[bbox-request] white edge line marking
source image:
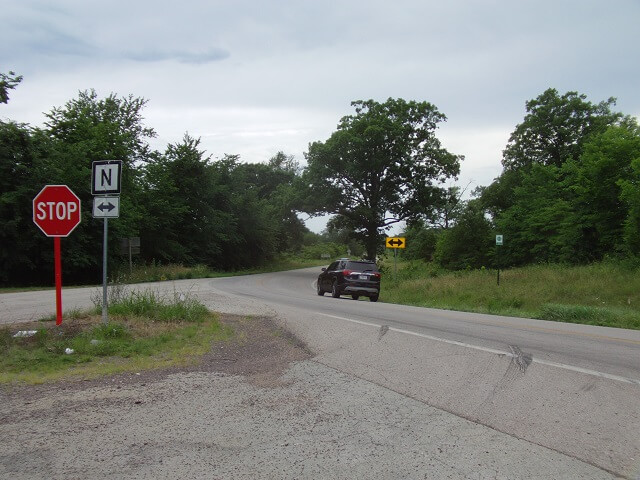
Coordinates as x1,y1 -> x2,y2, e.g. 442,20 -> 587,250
316,312 -> 640,386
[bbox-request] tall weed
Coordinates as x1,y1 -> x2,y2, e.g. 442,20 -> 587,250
94,289 -> 208,323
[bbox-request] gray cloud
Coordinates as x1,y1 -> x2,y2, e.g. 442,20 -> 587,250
123,48 -> 230,64
2,0 -> 639,202
3,19 -> 94,62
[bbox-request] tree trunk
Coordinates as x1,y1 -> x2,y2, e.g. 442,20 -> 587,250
364,224 -> 379,260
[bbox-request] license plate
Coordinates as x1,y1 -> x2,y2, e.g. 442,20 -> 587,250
359,275 -> 369,280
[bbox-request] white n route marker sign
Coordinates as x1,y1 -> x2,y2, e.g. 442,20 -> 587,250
92,160 -> 122,195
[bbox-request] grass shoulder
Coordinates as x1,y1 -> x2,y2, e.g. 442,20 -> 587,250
0,289 -> 233,385
378,259 -> 640,330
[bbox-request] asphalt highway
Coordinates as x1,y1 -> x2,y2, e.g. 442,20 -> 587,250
213,267 -> 640,383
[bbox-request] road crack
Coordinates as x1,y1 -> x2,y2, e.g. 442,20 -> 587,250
508,345 -> 532,373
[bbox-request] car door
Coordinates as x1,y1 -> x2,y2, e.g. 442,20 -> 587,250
336,260 -> 347,284
322,261 -> 339,290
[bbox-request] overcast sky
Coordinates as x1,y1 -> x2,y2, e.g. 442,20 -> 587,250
3,0 -> 639,232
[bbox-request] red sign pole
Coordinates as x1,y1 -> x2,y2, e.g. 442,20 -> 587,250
32,185 -> 82,326
54,237 -> 63,326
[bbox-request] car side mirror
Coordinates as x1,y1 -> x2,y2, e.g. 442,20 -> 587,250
321,268 -> 326,271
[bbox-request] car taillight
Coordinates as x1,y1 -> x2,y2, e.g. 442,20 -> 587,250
342,269 -> 353,276
373,273 -> 381,279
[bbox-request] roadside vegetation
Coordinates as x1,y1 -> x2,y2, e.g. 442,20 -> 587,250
379,259 -> 640,330
112,256 -> 640,331
0,288 -> 232,384
3,73 -> 640,332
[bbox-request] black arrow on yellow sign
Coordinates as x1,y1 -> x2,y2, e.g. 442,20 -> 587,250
386,237 -> 406,248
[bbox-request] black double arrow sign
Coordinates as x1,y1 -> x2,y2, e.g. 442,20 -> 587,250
93,197 -> 119,218
97,201 -> 116,212
386,237 -> 406,248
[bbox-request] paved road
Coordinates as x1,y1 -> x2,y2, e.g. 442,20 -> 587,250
210,268 -> 640,478
2,268 -> 639,478
213,267 -> 640,382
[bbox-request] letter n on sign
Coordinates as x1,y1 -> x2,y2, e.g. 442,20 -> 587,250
92,160 -> 122,195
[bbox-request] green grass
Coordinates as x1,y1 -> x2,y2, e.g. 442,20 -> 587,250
0,289 -> 233,384
379,260 -> 640,330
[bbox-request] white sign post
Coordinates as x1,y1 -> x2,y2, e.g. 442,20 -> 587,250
91,160 -> 123,324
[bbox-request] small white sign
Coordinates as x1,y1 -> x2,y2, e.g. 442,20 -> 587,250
93,196 -> 120,218
92,160 -> 122,195
496,235 -> 504,246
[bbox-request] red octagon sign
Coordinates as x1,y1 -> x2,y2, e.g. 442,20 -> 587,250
33,185 -> 82,237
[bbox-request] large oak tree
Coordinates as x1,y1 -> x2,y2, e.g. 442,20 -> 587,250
302,98 -> 462,259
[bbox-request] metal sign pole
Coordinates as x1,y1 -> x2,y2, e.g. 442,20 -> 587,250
495,235 -> 503,286
91,160 -> 122,326
54,237 -> 63,326
102,217 -> 108,324
394,248 -> 398,277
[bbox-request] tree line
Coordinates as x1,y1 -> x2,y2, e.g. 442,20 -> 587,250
1,88 -> 307,285
2,72 -> 639,286
405,89 -> 640,270
298,90 -> 640,270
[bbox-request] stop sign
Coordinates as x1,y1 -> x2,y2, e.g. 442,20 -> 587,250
33,185 -> 82,237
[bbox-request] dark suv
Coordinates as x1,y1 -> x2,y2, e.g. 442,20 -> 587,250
317,259 -> 381,302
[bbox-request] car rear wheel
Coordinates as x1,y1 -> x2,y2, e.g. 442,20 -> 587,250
351,295 -> 359,300
369,294 -> 379,302
331,281 -> 340,298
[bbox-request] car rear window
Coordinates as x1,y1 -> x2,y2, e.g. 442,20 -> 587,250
346,261 -> 378,272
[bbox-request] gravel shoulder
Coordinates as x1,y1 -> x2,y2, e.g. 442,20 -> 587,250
0,313 -> 619,479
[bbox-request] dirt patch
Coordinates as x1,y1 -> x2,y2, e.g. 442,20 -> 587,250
0,314 -> 313,396
201,314 -> 314,387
